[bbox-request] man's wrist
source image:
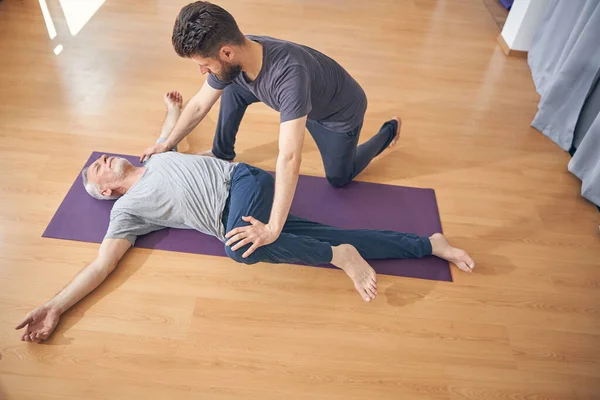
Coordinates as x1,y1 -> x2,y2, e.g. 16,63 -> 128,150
267,222 -> 283,237
162,140 -> 174,150
45,299 -> 65,315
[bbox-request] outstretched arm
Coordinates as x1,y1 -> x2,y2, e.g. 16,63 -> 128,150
141,81 -> 222,162
15,238 -> 131,342
159,91 -> 184,141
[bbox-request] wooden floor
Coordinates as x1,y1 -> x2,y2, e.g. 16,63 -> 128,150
482,0 -> 508,30
1,0 -> 599,399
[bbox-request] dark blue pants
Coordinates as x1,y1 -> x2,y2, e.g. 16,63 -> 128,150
213,84 -> 398,188
222,164 -> 432,265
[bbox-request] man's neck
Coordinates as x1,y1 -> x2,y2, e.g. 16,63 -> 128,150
120,166 -> 146,195
239,37 -> 263,82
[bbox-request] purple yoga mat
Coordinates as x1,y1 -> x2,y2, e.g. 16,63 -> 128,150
43,152 -> 451,282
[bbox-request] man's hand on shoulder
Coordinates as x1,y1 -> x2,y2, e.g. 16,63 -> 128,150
140,142 -> 169,163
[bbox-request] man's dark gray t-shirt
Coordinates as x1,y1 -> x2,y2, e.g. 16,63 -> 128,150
207,35 -> 367,133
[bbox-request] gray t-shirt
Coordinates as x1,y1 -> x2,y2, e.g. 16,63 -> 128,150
105,152 -> 236,245
208,35 -> 367,132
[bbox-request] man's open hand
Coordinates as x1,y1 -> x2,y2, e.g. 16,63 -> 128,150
225,216 -> 279,258
140,142 -> 169,163
16,304 -> 61,343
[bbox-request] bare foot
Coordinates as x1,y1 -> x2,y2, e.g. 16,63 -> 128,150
429,233 -> 475,273
331,244 -> 378,302
195,150 -> 216,158
164,90 -> 183,111
389,116 -> 402,147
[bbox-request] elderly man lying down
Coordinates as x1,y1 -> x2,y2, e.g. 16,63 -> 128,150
16,91 -> 475,342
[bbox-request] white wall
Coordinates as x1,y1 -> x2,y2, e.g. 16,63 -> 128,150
501,0 -> 546,51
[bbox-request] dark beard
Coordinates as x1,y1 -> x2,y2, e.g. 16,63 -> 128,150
218,62 -> 242,82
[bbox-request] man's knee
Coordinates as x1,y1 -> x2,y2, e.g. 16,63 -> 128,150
326,175 -> 352,188
224,245 -> 259,265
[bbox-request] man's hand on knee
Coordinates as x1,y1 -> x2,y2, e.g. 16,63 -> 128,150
225,216 -> 278,258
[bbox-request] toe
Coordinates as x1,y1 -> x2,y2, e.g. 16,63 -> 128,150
367,285 -> 377,299
370,276 -> 378,288
457,262 -> 471,273
369,284 -> 377,296
360,289 -> 371,302
466,256 -> 475,270
369,278 -> 377,290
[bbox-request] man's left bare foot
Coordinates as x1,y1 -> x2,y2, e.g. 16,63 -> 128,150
331,244 -> 378,302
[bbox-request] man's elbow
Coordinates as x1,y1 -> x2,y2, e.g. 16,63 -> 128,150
92,257 -> 119,280
187,101 -> 204,118
279,151 -> 302,171
190,94 -> 209,117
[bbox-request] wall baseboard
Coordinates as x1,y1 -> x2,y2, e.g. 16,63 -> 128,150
497,34 -> 528,58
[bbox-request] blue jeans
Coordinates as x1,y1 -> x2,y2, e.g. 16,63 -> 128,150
222,163 -> 432,265
213,84 -> 398,188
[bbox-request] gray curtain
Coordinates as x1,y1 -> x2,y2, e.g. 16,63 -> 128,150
528,0 -> 600,206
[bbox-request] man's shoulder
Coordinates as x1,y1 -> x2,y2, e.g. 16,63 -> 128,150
249,35 -> 306,61
247,34 -> 285,46
110,195 -> 133,214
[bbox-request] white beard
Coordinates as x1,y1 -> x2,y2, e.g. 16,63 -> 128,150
111,157 -> 132,177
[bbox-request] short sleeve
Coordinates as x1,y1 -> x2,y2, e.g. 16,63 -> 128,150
277,66 -> 312,123
207,74 -> 232,90
104,210 -> 163,246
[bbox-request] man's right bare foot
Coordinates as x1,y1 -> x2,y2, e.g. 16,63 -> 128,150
389,116 -> 402,147
331,244 -> 378,302
195,150 -> 216,158
164,90 -> 183,111
429,233 -> 475,273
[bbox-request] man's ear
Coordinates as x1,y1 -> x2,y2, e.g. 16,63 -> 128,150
220,45 -> 235,61
100,187 -> 113,197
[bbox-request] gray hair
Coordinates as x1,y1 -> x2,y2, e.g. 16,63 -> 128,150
81,167 -> 119,200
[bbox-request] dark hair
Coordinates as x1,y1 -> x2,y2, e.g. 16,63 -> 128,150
172,1 -> 245,58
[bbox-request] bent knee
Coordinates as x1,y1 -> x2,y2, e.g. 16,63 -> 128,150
326,175 -> 351,188
225,246 -> 259,265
